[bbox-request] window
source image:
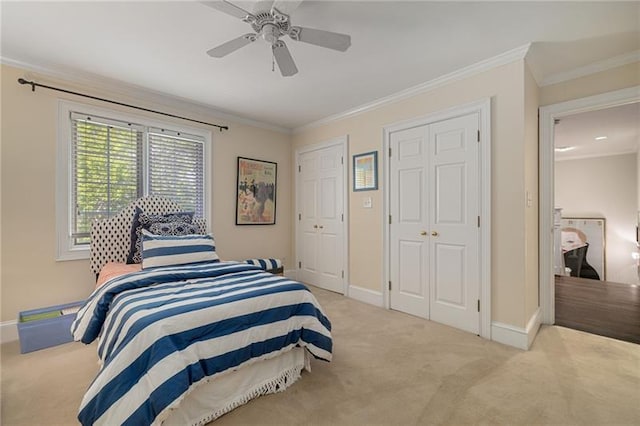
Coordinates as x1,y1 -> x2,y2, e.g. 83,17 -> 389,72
57,101 -> 210,260
148,128 -> 204,216
71,114 -> 144,245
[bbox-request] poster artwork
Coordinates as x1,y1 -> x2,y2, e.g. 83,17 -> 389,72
236,157 -> 277,225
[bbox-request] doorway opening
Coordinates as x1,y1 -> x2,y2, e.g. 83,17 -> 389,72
539,86 -> 640,344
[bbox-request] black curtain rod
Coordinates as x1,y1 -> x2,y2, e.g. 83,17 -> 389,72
17,78 -> 229,132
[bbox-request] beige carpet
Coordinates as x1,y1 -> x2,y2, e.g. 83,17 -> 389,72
2,286 -> 639,425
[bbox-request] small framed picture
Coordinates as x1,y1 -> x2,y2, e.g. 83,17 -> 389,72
353,151 -> 378,191
236,157 -> 277,225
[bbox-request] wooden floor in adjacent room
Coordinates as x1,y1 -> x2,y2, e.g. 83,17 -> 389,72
555,275 -> 640,344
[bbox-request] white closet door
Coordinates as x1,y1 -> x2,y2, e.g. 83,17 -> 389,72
300,151 -> 320,284
389,113 -> 480,334
428,113 -> 480,334
389,125 -> 430,318
298,144 -> 345,293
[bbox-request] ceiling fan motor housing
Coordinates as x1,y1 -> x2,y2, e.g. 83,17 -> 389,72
251,9 -> 291,44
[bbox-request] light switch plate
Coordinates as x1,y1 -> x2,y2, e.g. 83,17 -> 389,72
363,197 -> 372,208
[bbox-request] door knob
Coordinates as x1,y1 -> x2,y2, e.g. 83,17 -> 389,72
313,225 -> 318,229
431,231 -> 439,237
319,225 -> 324,229
420,231 -> 427,236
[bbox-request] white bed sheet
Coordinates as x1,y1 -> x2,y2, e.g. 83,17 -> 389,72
162,347 -> 309,425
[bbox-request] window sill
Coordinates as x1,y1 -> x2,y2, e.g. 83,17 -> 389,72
56,246 -> 89,261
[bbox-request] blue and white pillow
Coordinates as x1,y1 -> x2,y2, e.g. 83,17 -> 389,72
245,258 -> 282,271
127,207 -> 195,264
141,229 -> 219,269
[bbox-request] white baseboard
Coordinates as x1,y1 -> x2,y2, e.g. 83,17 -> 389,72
491,307 -> 542,350
526,307 -> 542,348
1,320 -> 18,344
284,269 -> 297,280
347,285 -> 384,307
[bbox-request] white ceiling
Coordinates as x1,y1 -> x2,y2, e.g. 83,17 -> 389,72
554,102 -> 640,161
1,1 -> 639,130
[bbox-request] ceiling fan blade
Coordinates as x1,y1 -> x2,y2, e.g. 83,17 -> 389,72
201,1 -> 254,21
254,1 -> 275,13
272,41 -> 298,77
207,33 -> 257,57
271,0 -> 303,16
290,26 -> 351,52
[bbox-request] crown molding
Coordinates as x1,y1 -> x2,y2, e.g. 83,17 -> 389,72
540,50 -> 640,87
293,43 -> 531,133
1,56 -> 291,135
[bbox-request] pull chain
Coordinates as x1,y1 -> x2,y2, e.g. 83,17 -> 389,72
272,50 -> 275,72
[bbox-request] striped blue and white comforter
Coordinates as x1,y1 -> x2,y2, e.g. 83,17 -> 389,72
71,261 -> 332,426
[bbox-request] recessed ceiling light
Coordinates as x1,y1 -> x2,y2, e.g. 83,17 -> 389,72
595,136 -> 608,140
555,146 -> 576,152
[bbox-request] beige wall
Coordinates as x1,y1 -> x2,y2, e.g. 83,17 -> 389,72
0,64 -> 292,322
524,63 -> 540,321
293,60 -> 532,328
539,62 -> 640,107
2,56 -> 636,333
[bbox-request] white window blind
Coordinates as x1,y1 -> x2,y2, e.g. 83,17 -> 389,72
69,113 -> 206,248
71,113 -> 143,245
59,102 -> 211,259
148,129 -> 205,216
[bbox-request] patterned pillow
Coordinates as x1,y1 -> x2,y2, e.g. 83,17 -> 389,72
147,221 -> 200,235
126,207 -> 194,264
141,230 -> 220,269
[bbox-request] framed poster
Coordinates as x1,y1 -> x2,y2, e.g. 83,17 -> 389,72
560,217 -> 606,280
236,157 -> 277,225
353,151 -> 378,191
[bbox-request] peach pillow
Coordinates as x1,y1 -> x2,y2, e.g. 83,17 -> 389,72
96,262 -> 142,288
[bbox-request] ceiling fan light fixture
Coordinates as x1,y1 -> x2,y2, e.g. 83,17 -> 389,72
261,24 -> 281,44
555,146 -> 576,152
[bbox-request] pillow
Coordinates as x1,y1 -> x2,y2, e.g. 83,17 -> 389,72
147,221 -> 200,235
141,229 -> 220,269
126,207 -> 194,264
245,258 -> 282,271
96,262 -> 142,288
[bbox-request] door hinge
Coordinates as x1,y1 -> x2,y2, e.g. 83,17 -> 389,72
341,156 -> 344,165
341,213 -> 344,222
341,270 -> 344,278
389,281 -> 392,290
389,147 -> 392,157
298,213 -> 301,221
389,215 -> 392,224
477,216 -> 480,227
477,299 -> 480,312
477,130 -> 480,142
298,165 -> 301,172
298,261 -> 302,268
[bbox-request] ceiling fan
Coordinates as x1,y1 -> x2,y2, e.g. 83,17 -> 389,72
203,0 -> 351,77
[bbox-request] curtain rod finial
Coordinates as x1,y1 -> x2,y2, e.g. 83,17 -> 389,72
18,78 -> 36,91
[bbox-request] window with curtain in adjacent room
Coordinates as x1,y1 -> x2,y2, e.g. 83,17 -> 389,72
57,101 -> 210,260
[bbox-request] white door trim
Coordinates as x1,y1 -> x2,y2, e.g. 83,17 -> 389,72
382,98 -> 492,339
539,86 -> 640,325
294,136 -> 349,295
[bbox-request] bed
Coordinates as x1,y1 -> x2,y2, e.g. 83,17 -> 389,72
72,196 -> 332,425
